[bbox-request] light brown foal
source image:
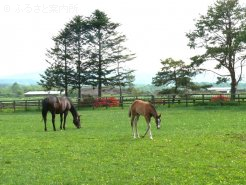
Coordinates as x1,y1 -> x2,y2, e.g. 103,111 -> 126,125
129,100 -> 161,139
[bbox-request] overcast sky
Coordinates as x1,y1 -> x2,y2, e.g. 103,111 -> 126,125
0,0 -> 228,84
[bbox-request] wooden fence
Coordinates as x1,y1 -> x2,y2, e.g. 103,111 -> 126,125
0,100 -> 42,112
1,94 -> 246,112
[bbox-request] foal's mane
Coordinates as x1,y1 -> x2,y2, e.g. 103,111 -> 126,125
148,102 -> 158,117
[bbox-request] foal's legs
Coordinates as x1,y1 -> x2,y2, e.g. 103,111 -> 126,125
131,114 -> 140,139
143,117 -> 153,139
131,115 -> 140,139
134,115 -> 140,138
130,115 -> 135,138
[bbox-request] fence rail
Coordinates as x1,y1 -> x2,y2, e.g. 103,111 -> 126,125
1,94 -> 246,112
0,100 -> 42,111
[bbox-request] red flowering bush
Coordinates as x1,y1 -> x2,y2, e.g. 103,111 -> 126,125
93,97 -> 120,108
211,95 -> 230,103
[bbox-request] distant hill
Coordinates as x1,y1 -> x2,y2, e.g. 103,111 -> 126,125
2,72 -> 246,90
0,73 -> 40,85
0,78 -> 39,85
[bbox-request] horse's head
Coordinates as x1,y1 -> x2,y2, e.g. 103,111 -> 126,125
155,114 -> 161,129
73,115 -> 81,129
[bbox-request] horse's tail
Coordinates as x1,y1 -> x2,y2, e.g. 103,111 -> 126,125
129,100 -> 138,117
41,98 -> 48,121
128,103 -> 133,118
41,97 -> 48,107
128,109 -> 131,117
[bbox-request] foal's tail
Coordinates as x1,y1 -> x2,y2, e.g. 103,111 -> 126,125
128,100 -> 137,118
128,105 -> 132,118
128,110 -> 131,117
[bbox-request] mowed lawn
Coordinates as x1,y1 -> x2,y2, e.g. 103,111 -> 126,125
0,106 -> 246,185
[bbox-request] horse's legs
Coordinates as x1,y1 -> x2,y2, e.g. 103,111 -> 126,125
131,115 -> 135,138
134,115 -> 140,138
63,111 -> 68,130
42,109 -> 47,131
143,117 -> 153,139
131,114 -> 140,139
51,112 -> 56,131
60,113 -> 63,130
148,122 -> 153,139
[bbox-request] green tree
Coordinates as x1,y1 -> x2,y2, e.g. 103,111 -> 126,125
87,10 -> 135,97
39,27 -> 73,95
186,0 -> 246,99
40,10 -> 135,98
54,27 -> 73,96
114,43 -> 135,97
11,82 -> 23,97
152,58 -> 196,94
39,62 -> 74,92
67,15 -> 90,100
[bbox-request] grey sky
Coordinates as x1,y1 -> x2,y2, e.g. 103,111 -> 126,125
1,0 -> 223,84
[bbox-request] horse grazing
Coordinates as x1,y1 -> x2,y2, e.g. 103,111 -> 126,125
129,100 -> 161,139
42,96 -> 81,131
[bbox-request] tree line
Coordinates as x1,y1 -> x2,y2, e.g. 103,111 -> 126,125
0,83 -> 42,98
39,10 -> 135,98
152,0 -> 246,99
40,0 -> 246,100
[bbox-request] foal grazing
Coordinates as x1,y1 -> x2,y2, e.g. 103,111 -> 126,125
129,100 -> 161,139
42,96 -> 81,131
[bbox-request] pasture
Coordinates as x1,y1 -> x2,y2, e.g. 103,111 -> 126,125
0,106 -> 246,184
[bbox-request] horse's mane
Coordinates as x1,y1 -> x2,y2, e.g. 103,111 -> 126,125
66,97 -> 78,117
148,102 -> 158,117
66,96 -> 73,104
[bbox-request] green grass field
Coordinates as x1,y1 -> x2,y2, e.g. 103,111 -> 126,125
0,106 -> 246,185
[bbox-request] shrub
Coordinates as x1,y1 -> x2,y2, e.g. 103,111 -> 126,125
211,95 -> 230,103
93,97 -> 120,108
194,95 -> 239,106
80,95 -> 95,107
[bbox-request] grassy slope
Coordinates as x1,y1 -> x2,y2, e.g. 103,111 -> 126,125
0,107 -> 246,184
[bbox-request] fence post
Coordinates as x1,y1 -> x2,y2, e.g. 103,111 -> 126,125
25,100 -> 27,111
120,96 -> 124,109
151,95 -> 155,104
202,94 -> 204,104
220,94 -> 223,106
77,98 -> 80,110
13,100 -> 16,112
106,97 -> 108,109
186,94 -> 188,107
38,100 -> 41,110
168,95 -> 170,108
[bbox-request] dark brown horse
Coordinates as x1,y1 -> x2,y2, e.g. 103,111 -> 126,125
42,96 -> 81,131
129,100 -> 161,139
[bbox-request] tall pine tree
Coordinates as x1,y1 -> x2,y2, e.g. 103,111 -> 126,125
87,10 -> 135,97
39,27 -> 73,95
40,10 -> 135,98
67,15 -> 90,99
